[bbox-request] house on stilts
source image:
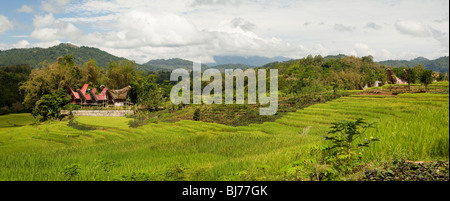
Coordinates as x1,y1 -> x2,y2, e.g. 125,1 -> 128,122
66,84 -> 132,107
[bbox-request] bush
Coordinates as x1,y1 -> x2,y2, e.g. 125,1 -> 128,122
323,118 -> 379,175
361,159 -> 449,181
193,108 -> 200,121
61,164 -> 81,181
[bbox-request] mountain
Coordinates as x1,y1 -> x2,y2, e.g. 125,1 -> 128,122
205,55 -> 291,67
140,58 -> 209,72
324,54 -> 348,60
140,58 -> 268,72
0,43 -> 132,68
378,56 -> 449,73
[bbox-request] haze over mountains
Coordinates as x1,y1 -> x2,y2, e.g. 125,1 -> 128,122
0,43 -> 448,73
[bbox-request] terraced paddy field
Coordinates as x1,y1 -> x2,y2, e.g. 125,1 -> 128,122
0,93 -> 448,181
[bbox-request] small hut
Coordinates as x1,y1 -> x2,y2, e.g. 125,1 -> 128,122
107,85 -> 132,106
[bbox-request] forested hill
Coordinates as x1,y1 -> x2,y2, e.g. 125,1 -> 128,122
205,55 -> 291,67
141,58 -> 250,72
378,56 -> 449,73
0,43 -> 131,68
141,58 -> 208,72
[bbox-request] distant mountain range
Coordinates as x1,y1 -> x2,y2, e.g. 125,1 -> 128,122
378,56 -> 449,73
0,43 -> 448,73
0,43 -> 128,69
205,55 -> 291,67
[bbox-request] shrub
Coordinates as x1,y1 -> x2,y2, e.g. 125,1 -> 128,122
361,159 -> 449,181
323,118 -> 379,174
193,108 -> 201,121
61,164 -> 81,181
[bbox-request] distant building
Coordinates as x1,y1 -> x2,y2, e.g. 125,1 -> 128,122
386,68 -> 407,84
66,84 -> 132,106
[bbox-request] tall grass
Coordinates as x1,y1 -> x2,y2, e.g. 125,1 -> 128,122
0,93 -> 448,180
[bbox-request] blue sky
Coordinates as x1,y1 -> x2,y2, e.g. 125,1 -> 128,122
0,0 -> 449,64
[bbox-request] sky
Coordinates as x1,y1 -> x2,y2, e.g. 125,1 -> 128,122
0,0 -> 448,64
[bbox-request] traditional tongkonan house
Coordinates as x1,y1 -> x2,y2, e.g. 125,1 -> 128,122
66,84 -> 132,107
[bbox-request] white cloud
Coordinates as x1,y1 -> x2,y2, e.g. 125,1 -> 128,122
395,21 -> 432,37
230,17 -> 256,31
30,28 -> 59,41
40,0 -> 73,13
30,13 -> 83,42
33,13 -> 55,28
395,20 -> 449,49
76,11 -> 207,49
49,6 -> 301,63
0,15 -> 14,33
13,40 -> 31,49
0,39 -> 62,50
16,5 -> 35,13
191,0 -> 243,7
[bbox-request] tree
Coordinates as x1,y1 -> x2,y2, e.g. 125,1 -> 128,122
419,69 -> 433,92
413,64 -> 425,79
0,64 -> 31,111
129,73 -> 161,111
403,67 -> 416,92
161,80 -> 173,99
32,88 -> 70,121
80,59 -> 104,88
105,60 -> 136,89
20,55 -> 81,109
362,55 -> 374,63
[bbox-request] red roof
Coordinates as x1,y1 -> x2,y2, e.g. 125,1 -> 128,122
66,84 -> 128,104
67,86 -> 80,99
96,87 -> 108,101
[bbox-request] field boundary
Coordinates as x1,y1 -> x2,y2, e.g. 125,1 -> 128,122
61,110 -> 135,117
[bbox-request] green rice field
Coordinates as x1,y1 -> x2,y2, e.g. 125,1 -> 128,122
0,92 -> 448,181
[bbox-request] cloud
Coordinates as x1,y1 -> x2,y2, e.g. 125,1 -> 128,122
83,11 -> 206,48
394,20 -> 431,37
11,35 -> 29,38
30,28 -> 58,41
430,28 -> 449,48
11,40 -> 31,49
30,13 -> 83,42
48,7 -> 299,63
191,0 -> 243,7
230,17 -> 256,31
30,23 -> 83,42
33,13 -> 55,28
333,24 -> 355,32
40,0 -> 73,13
16,5 -> 35,13
0,15 -> 14,33
365,22 -> 382,30
395,20 -> 449,48
351,43 -> 373,57
0,39 -> 62,50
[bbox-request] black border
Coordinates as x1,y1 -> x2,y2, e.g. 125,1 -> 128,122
1,181 -> 448,200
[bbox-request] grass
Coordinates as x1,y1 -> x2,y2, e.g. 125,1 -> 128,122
0,90 -> 448,181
